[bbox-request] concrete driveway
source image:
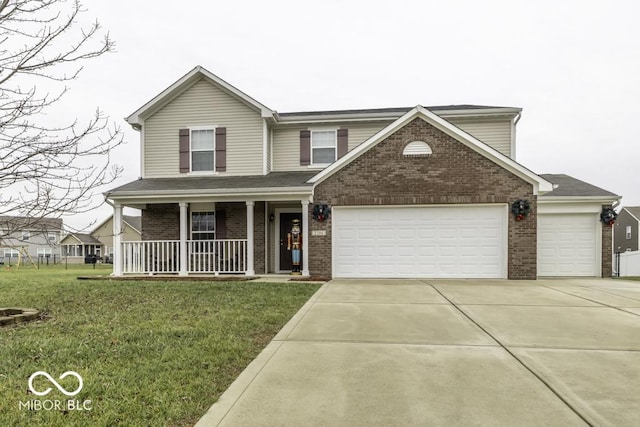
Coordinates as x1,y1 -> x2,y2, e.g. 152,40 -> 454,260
196,278 -> 640,426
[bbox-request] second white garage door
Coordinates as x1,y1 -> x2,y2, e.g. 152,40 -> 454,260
537,213 -> 599,277
332,205 -> 507,278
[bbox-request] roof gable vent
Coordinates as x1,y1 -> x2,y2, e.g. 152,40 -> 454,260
403,141 -> 432,157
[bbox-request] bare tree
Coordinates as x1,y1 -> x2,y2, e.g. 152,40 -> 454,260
0,0 -> 124,239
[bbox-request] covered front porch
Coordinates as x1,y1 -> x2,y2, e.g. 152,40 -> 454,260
106,172 -> 316,277
112,199 -> 311,276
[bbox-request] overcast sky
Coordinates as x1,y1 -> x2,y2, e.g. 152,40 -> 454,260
50,0 -> 639,229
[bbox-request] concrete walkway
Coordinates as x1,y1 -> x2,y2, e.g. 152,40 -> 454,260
196,278 -> 640,426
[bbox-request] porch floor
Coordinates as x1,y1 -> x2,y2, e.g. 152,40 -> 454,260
77,274 -> 326,283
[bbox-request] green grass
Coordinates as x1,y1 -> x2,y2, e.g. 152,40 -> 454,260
0,265 -> 321,426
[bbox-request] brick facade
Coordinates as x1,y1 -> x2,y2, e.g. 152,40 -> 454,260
141,202 -> 266,274
311,118 -> 537,279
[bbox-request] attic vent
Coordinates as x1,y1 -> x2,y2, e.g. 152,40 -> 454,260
403,141 -> 432,157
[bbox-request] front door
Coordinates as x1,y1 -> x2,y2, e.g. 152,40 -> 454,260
279,212 -> 302,271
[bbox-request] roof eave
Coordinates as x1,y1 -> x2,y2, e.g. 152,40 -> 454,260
538,195 -> 622,203
107,186 -> 313,200
275,106 -> 522,125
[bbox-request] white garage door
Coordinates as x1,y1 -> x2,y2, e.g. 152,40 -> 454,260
332,205 -> 507,278
537,214 -> 599,276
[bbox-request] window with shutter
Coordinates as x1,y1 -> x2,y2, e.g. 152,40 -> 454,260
179,127 -> 227,173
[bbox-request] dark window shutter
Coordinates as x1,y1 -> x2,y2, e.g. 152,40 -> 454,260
215,127 -> 227,172
337,128 -> 348,159
179,129 -> 190,173
300,130 -> 311,165
215,210 -> 226,239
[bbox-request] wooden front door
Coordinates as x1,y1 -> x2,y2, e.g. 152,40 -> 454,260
279,212 -> 302,271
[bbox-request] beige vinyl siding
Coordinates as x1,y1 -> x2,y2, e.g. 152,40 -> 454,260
93,217 -> 141,252
272,121 -> 390,171
447,117 -> 512,157
144,78 -> 263,177
266,124 -> 272,172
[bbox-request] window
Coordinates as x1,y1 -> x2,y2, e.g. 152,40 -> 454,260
191,129 -> 215,172
22,231 -> 30,241
37,248 -> 52,256
311,130 -> 337,164
191,212 -> 215,240
48,233 -> 57,242
403,141 -> 433,157
4,248 -> 19,258
626,225 -> 632,240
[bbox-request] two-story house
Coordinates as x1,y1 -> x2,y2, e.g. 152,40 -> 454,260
106,66 -> 619,279
60,215 -> 141,263
0,216 -> 63,263
614,207 -> 640,253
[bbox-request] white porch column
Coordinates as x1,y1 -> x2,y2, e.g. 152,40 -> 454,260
179,202 -> 188,276
246,201 -> 255,276
113,203 -> 123,276
301,200 -> 310,276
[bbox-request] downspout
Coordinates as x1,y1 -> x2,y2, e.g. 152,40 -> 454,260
511,112 -> 521,160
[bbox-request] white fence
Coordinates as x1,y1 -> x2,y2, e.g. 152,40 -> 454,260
121,239 -> 247,275
613,250 -> 640,277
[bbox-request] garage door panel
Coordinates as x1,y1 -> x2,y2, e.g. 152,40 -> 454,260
333,205 -> 506,278
537,214 -> 598,277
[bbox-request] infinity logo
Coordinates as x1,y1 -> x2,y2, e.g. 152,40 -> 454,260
28,371 -> 83,397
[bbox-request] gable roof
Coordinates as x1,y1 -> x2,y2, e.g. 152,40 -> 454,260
91,214 -> 142,236
126,66 -> 275,127
622,206 -> 640,222
538,174 -> 620,200
61,233 -> 102,245
123,216 -> 142,234
308,105 -> 553,195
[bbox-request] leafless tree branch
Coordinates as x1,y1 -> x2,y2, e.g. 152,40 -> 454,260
0,0 -> 124,241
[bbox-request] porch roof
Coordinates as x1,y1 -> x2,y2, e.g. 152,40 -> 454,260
106,171 -> 316,202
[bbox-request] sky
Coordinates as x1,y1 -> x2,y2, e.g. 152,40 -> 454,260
40,0 -> 639,230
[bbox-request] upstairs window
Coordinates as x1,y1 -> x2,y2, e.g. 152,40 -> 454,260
22,232 -> 30,241
191,212 -> 215,240
191,129 -> 215,172
48,233 -> 57,242
311,130 -> 337,165
626,225 -> 632,240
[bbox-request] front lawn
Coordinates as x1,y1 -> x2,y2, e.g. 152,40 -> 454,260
0,265 -> 321,426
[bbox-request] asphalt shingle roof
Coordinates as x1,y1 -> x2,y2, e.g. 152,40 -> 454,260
623,206 -> 640,220
539,174 -> 619,198
123,215 -> 142,232
0,216 -> 63,231
108,171 -> 316,195
67,233 -> 102,245
278,105 -> 516,118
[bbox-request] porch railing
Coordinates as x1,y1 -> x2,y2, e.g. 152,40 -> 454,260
121,239 -> 248,275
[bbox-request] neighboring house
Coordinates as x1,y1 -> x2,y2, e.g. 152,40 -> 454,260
613,206 -> 640,253
0,216 -> 63,263
105,66 -> 620,278
60,215 -> 141,263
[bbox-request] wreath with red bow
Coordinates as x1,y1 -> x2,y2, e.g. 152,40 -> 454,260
312,204 -> 330,222
600,207 -> 617,227
511,199 -> 530,221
